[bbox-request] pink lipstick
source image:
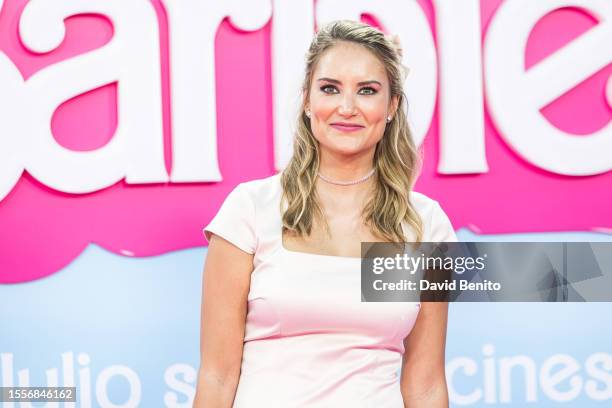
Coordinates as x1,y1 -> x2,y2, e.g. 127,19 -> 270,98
330,122 -> 365,132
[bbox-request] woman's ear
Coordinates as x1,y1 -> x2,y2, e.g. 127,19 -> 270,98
302,90 -> 310,112
389,95 -> 399,119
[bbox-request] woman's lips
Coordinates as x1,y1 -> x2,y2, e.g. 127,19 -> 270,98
330,123 -> 365,132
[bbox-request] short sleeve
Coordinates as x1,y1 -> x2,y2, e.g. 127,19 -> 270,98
428,201 -> 458,242
203,183 -> 257,254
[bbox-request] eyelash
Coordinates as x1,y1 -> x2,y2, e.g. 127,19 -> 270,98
320,85 -> 377,95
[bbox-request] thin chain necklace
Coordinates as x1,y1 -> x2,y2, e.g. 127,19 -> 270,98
317,168 -> 376,186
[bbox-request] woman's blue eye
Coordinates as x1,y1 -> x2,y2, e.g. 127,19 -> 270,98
320,85 -> 338,94
359,87 -> 377,95
319,85 -> 377,95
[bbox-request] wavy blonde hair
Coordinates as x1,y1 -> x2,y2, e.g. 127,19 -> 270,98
281,20 -> 423,243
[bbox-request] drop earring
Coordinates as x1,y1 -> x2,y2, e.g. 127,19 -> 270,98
386,116 -> 392,122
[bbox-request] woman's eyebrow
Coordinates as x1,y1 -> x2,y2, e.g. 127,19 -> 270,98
317,77 -> 382,86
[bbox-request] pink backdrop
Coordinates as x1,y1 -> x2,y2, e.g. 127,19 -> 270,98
0,0 -> 610,283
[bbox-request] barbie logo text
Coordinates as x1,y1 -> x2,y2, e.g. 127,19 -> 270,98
0,0 -> 610,203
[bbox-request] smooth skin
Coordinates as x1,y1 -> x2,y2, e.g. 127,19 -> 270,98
193,41 -> 449,407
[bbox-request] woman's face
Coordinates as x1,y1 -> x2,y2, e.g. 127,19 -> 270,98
306,42 -> 398,158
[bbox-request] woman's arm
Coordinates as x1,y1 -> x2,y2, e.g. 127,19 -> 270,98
400,302 -> 450,408
193,234 -> 253,407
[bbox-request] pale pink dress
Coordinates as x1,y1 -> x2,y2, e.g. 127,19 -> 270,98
204,174 -> 457,407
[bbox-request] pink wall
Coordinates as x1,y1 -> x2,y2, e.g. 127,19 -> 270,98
0,0 -> 610,283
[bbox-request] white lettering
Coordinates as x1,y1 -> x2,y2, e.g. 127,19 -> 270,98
271,0 -> 314,170
540,354 -> 582,402
162,0 -> 272,181
0,52 -> 26,202
163,363 -> 197,408
434,0 -> 488,174
62,352 -> 76,408
484,0 -> 612,175
0,0 -> 609,203
446,357 -> 482,405
19,0 -> 168,194
584,352 -> 612,400
78,353 -> 93,408
483,344 -> 497,403
499,355 -> 538,402
96,365 -> 141,408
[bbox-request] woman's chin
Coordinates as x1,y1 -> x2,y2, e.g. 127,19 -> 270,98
323,143 -> 363,156
319,138 -> 375,157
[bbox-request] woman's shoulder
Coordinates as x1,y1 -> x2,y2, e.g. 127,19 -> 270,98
409,190 -> 457,242
204,174 -> 282,252
235,173 -> 282,205
409,190 -> 442,215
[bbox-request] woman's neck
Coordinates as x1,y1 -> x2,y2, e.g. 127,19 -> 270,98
317,149 -> 375,185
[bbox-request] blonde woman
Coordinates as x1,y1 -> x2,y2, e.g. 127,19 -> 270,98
195,20 -> 455,408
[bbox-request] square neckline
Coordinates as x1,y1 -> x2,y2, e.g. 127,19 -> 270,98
274,174 -> 409,261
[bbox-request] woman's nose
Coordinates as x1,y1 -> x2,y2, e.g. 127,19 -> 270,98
337,94 -> 357,116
